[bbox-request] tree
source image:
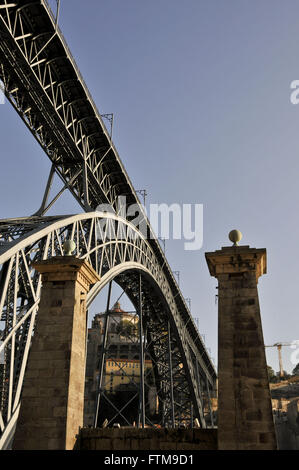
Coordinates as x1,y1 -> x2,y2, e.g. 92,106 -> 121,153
116,319 -> 138,338
279,371 -> 290,381
267,365 -> 279,383
292,362 -> 299,376
267,365 -> 275,380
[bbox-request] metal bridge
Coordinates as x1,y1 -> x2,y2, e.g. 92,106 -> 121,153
0,0 -> 217,449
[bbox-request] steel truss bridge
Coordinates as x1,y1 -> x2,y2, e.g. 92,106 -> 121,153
0,0 -> 217,449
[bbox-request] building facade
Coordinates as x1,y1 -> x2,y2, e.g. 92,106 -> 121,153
84,303 -> 157,427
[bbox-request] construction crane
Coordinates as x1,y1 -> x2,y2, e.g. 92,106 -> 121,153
265,343 -> 292,378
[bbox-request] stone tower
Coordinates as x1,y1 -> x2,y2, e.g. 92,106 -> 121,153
205,231 -> 277,450
13,255 -> 100,450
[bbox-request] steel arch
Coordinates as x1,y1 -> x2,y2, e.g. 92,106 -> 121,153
0,0 -> 217,450
0,212 -> 216,449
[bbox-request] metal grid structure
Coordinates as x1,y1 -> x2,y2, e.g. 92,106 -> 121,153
0,0 -> 217,449
0,213 -> 216,448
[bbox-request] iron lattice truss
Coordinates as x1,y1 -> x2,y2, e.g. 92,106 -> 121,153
0,0 -> 138,212
116,272 -> 214,428
0,0 -> 213,381
0,0 -> 217,449
0,213 -> 216,448
91,306 -> 203,429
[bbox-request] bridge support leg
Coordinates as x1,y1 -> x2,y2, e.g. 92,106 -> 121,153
206,376 -> 214,428
138,273 -> 145,428
195,362 -> 206,428
94,280 -> 112,427
12,256 -> 100,450
168,321 -> 175,427
205,243 -> 277,450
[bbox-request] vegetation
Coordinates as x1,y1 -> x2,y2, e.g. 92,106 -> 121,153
267,365 -> 275,380
267,365 -> 291,383
267,365 -> 280,383
292,362 -> 299,376
116,319 -> 138,338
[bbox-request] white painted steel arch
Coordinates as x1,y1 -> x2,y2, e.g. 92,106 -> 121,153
0,212 -> 213,449
0,1 -> 216,448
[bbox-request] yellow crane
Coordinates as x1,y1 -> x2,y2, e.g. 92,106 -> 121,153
265,342 -> 292,378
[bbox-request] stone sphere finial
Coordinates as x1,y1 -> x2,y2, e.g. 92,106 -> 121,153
228,229 -> 242,246
63,239 -> 76,256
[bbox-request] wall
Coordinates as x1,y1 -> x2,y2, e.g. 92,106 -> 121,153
75,427 -> 217,450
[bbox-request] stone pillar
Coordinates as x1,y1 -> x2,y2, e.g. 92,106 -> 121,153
205,234 -> 277,450
13,256 -> 100,450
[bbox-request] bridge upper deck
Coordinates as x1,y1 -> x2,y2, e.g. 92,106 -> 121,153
0,0 -> 216,383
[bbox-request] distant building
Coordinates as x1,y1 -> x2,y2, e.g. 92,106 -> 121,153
84,302 -> 157,427
270,378 -> 299,449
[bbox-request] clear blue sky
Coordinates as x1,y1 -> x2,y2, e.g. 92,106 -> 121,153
1,0 -> 299,373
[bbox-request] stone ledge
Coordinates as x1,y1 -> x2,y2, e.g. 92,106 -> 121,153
75,427 -> 218,450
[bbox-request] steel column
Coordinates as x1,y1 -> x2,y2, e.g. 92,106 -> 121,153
206,375 -> 214,428
93,281 -> 112,427
138,272 -> 145,428
167,321 -> 175,428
